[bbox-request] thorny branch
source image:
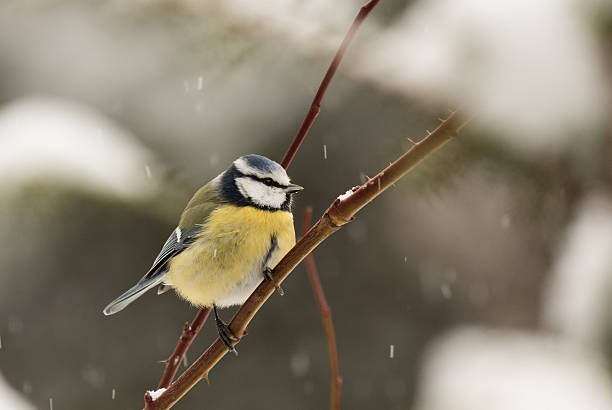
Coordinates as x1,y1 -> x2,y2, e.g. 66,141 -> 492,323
156,308 -> 211,389
146,0 -> 381,407
145,111 -> 468,409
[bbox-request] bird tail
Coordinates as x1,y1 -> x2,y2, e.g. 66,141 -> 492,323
103,275 -> 165,316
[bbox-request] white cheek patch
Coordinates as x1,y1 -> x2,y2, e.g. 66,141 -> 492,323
235,177 -> 250,199
236,177 -> 287,209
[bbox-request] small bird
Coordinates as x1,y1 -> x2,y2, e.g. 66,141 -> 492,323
103,154 -> 303,353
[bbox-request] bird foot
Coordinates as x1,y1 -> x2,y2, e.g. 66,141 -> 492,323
213,305 -> 239,355
215,318 -> 239,355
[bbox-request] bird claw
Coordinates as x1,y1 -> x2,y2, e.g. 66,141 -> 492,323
213,305 -> 239,355
215,317 -> 239,355
264,267 -> 284,296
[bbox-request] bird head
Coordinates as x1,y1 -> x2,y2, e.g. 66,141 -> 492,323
220,154 -> 303,211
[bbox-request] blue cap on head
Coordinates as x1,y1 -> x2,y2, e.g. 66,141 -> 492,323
242,154 -> 280,173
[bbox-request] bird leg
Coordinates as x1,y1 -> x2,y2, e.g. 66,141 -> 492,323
213,305 -> 239,355
264,267 -> 285,296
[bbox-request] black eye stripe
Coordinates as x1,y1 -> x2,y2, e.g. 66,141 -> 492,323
247,175 -> 285,188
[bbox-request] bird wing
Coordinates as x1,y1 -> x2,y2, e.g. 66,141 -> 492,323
103,226 -> 201,315
178,178 -> 226,230
103,178 -> 225,316
142,226 -> 199,281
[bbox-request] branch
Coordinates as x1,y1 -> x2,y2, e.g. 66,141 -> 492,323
303,207 -> 342,410
280,0 -> 381,169
156,308 -> 211,389
146,111 -> 467,409
146,1 -> 381,405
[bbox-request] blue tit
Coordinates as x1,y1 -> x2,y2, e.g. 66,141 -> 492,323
103,154 -> 303,353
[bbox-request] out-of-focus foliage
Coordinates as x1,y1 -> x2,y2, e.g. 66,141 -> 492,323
0,1 -> 611,409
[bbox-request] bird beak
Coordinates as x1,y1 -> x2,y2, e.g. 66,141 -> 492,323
285,183 -> 304,193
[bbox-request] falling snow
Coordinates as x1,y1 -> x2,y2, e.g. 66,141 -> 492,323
440,283 -> 452,299
290,351 -> 311,377
145,165 -> 152,179
501,214 -> 511,228
112,388 -> 116,400
390,344 -> 395,358
323,144 -> 327,159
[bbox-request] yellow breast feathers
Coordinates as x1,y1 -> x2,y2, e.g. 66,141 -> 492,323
166,205 -> 295,307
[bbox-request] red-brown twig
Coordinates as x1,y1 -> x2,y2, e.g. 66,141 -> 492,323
156,308 -> 211,389
146,2 -> 381,407
280,0 -> 381,169
145,112 -> 467,410
303,207 -> 342,410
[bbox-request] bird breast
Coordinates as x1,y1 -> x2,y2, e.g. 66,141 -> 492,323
166,204 -> 296,307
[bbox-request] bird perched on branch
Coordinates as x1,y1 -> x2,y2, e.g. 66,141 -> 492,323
103,154 -> 303,353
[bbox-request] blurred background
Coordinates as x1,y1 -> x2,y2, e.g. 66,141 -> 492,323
1,0 -> 612,409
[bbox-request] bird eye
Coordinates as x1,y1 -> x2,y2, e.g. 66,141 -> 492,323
263,178 -> 275,186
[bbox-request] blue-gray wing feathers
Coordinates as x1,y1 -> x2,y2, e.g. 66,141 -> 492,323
102,227 -> 200,315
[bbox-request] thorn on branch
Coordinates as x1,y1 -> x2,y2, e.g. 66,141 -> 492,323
406,137 -> 417,145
